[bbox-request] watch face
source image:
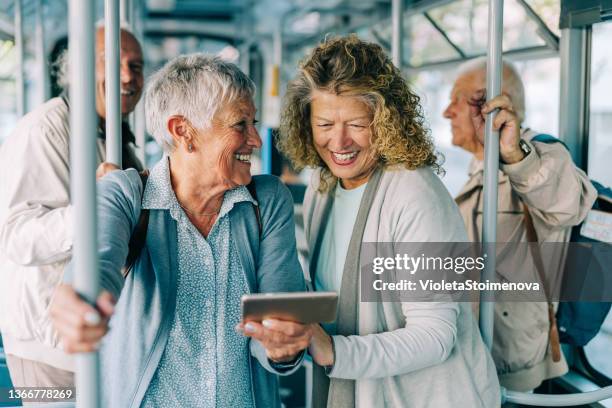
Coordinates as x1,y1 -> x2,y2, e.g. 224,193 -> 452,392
519,140 -> 531,155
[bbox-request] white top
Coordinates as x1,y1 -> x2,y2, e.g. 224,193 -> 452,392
315,181 -> 367,293
315,181 -> 366,334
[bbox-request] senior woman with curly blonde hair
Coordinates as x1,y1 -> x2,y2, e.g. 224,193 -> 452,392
278,35 -> 500,407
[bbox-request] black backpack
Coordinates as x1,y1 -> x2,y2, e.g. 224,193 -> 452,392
531,134 -> 612,346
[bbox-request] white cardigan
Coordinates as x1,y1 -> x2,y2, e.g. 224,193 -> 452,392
303,165 -> 501,408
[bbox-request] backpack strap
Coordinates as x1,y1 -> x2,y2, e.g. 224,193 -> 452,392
246,180 -> 262,238
530,133 -> 570,151
522,204 -> 562,362
125,176 -> 261,277
125,172 -> 150,277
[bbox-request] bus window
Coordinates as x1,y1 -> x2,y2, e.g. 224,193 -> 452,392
583,21 -> 612,381
587,22 -> 612,187
426,0 -> 550,55
411,69 -> 471,197
513,57 -> 560,137
0,39 -> 18,145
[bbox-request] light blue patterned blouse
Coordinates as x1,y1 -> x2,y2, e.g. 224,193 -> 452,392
141,157 -> 255,408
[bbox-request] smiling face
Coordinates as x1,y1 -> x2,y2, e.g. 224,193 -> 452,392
310,90 -> 377,189
193,98 -> 262,187
95,28 -> 144,119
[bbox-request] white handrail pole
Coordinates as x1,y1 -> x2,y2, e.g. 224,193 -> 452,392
68,0 -> 101,405
15,0 -> 25,116
478,0 -> 504,349
391,0 -> 403,67
105,0 -> 122,167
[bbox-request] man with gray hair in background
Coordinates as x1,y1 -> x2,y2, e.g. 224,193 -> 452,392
443,57 -> 596,394
0,23 -> 144,390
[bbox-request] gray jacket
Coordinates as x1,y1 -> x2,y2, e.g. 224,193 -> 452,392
65,168 -> 306,407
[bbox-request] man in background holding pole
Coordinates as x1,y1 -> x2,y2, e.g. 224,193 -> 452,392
0,24 -> 144,389
444,57 -> 596,392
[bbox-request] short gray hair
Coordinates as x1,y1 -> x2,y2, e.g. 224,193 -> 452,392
457,56 -> 526,124
145,53 -> 255,152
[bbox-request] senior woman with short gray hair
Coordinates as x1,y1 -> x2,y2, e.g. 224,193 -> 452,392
50,53 -> 311,407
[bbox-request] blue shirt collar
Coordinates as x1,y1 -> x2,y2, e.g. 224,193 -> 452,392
142,156 -> 257,219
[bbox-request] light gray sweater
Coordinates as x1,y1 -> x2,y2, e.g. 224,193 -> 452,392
304,165 -> 501,408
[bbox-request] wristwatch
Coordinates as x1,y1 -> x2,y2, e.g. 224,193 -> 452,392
518,139 -> 532,157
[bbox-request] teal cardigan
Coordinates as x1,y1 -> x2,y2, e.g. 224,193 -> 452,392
66,168 -> 306,407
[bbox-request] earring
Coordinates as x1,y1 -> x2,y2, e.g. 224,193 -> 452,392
188,143 -> 193,153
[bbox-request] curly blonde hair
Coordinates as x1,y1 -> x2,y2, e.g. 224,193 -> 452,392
277,35 -> 441,192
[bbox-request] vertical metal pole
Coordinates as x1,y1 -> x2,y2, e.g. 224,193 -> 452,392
391,0 -> 403,67
272,23 -> 281,96
478,0 -> 503,350
69,0 -> 101,406
35,0 -> 49,104
120,0 -> 131,24
122,0 -> 135,132
559,27 -> 591,170
134,100 -> 146,165
130,0 -> 138,27
262,128 -> 273,174
261,24 -> 282,174
106,0 -> 122,167
240,8 -> 254,77
273,21 -> 282,101
14,0 -> 25,116
304,358 -> 313,408
131,0 -> 146,165
240,42 -> 252,77
239,10 -> 252,78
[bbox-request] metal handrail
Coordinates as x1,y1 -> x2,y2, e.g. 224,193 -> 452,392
479,1 -> 612,406
502,386 -> 612,406
391,0 -> 403,67
478,0 -> 503,350
105,0 -> 122,167
34,0 -> 48,104
68,0 -> 101,407
14,0 -> 24,116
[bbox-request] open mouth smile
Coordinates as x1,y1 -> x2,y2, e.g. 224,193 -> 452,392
331,151 -> 358,165
234,153 -> 251,163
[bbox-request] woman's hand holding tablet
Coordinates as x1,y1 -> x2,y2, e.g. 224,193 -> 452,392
240,291 -> 338,324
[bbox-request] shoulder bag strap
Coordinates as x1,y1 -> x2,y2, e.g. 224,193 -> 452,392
125,172 -> 150,277
523,203 -> 561,362
246,180 -> 262,238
